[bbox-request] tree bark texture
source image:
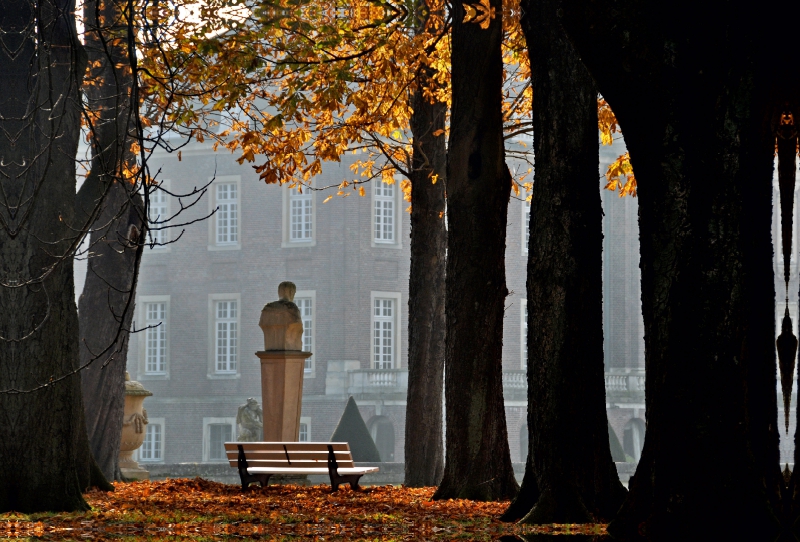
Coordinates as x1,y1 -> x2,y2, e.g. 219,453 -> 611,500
561,2 -> 785,538
505,0 -> 626,523
433,0 -> 518,501
0,0 -> 110,512
80,0 -> 143,483
404,71 -> 447,486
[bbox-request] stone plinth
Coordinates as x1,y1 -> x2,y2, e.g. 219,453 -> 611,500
119,373 -> 153,480
257,281 -> 312,442
257,350 -> 312,441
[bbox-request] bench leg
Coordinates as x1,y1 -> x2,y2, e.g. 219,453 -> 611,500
240,471 -> 271,491
329,472 -> 363,491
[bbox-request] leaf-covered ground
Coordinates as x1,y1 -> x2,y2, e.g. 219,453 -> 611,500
0,478 -> 609,540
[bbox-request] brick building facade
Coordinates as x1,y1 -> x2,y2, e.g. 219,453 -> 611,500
109,134 -> 649,469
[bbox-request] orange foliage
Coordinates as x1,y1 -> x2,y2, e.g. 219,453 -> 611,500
0,478 -> 608,539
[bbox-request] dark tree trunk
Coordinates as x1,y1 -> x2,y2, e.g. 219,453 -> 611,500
404,62 -> 447,486
561,2 -> 783,538
432,0 -> 518,501
0,0 -> 110,512
80,0 -> 143,483
503,0 -> 626,523
79,185 -> 143,482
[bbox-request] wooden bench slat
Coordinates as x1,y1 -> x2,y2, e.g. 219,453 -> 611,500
225,451 -> 351,461
229,460 -> 356,468
225,442 -> 351,452
248,466 -> 379,475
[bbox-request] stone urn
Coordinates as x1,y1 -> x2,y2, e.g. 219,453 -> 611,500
119,372 -> 153,480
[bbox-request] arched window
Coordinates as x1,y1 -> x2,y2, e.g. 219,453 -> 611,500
623,418 -> 646,462
369,417 -> 395,462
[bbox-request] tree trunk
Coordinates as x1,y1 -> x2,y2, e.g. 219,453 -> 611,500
503,0 -> 626,523
404,64 -> 447,486
0,0 -> 109,512
432,0 -> 518,501
561,3 -> 782,538
80,0 -> 143,483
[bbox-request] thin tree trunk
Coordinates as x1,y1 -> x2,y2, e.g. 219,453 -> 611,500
0,0 -> 108,512
80,0 -> 143,483
433,0 -> 518,501
503,0 -> 626,523
561,2 -> 781,538
404,62 -> 447,486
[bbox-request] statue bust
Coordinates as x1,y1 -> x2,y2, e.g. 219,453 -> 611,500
236,398 -> 263,442
259,281 -> 304,350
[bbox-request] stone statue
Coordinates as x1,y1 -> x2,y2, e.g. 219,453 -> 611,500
259,281 -> 304,350
237,398 -> 264,441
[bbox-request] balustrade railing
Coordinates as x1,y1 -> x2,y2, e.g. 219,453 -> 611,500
348,368 -> 408,394
604,370 -> 645,393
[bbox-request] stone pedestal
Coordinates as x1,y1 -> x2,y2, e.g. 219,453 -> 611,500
258,281 -> 312,442
119,373 -> 153,480
257,350 -> 312,441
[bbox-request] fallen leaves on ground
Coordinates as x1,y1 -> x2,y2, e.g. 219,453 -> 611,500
0,478 -> 609,539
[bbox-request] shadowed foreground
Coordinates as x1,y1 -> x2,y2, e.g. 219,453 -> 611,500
0,479 -> 609,540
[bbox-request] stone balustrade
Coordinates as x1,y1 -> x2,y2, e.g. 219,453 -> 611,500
604,370 -> 646,393
347,368 -> 408,397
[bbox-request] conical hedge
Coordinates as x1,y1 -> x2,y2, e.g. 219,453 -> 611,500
330,396 -> 381,462
608,421 -> 626,462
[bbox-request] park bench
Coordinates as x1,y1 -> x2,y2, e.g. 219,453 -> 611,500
225,441 -> 379,491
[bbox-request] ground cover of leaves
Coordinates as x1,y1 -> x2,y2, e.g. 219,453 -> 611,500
0,478 -> 609,540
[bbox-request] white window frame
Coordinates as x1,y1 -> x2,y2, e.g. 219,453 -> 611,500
138,295 -> 170,380
208,176 -> 241,251
147,179 -> 170,251
521,299 -> 528,370
207,293 -> 241,379
299,417 -> 311,442
203,417 -> 236,462
214,300 -> 238,374
370,291 -> 401,369
522,197 -> 531,255
371,180 -> 402,248
282,183 -> 316,247
138,418 -> 165,463
295,290 -> 316,377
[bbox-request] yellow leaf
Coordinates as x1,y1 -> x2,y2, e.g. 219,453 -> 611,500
433,129 -> 445,137
323,195 -> 333,203
431,174 -> 439,184
358,186 -> 366,197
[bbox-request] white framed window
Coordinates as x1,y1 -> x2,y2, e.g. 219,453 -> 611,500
295,290 -> 316,375
207,293 -> 241,378
216,183 -> 238,245
299,417 -> 311,442
203,417 -> 235,462
374,182 -> 395,243
147,180 -> 170,249
290,189 -> 313,242
139,419 -> 165,462
138,295 -> 170,378
208,176 -> 241,250
371,292 -> 401,369
521,300 -> 528,370
145,302 -> 167,374
215,300 -> 238,374
522,197 -> 531,254
282,183 -> 316,247
372,181 -> 401,248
